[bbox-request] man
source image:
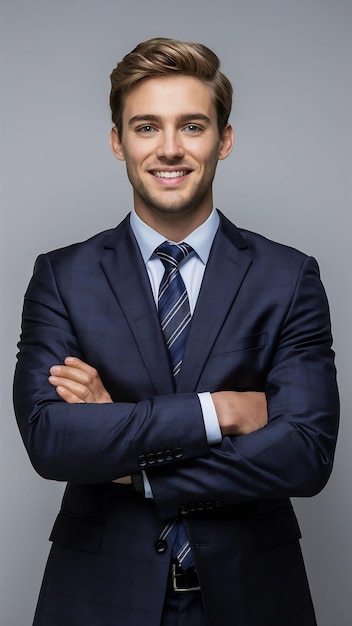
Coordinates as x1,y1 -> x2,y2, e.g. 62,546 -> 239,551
14,38 -> 339,626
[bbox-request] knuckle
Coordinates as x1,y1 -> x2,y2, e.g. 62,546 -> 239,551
91,368 -> 99,381
81,387 -> 90,401
86,368 -> 98,385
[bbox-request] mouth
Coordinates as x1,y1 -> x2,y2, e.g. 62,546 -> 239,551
150,169 -> 191,179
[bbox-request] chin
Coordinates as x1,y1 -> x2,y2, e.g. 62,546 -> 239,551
151,195 -> 207,217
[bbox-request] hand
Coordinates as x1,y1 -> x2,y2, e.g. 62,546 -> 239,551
211,391 -> 267,436
112,476 -> 132,484
48,356 -> 113,404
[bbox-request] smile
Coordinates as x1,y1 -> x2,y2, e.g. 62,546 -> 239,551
152,170 -> 190,179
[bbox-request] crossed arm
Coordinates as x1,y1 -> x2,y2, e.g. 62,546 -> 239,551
48,356 -> 268,484
49,356 -> 267,435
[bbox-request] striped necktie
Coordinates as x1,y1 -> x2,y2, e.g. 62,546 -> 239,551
155,241 -> 194,569
156,241 -> 193,381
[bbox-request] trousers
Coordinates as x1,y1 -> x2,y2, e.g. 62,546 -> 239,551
160,587 -> 209,626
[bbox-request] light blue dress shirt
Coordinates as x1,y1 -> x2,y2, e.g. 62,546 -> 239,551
129,209 -> 222,496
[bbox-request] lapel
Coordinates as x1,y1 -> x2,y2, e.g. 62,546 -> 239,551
99,213 -> 252,395
176,213 -> 253,393
100,216 -> 174,395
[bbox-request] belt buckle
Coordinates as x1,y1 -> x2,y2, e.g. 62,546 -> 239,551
171,563 -> 201,592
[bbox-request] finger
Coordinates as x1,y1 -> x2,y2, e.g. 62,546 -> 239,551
64,356 -> 98,375
49,376 -> 91,402
55,385 -> 85,404
49,364 -> 97,386
49,356 -> 85,372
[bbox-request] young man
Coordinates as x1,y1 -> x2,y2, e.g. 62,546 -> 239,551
14,38 -> 339,626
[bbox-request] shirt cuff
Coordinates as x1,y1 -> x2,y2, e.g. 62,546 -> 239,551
198,392 -> 222,445
142,392 -> 221,499
142,470 -> 153,499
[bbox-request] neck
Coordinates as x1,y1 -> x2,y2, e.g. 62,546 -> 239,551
134,206 -> 213,242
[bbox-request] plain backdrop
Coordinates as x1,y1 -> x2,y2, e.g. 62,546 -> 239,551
1,1 -> 351,624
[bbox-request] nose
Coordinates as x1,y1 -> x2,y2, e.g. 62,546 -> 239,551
156,129 -> 185,160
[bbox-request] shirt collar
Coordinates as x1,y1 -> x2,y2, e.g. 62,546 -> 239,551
129,208 -> 220,265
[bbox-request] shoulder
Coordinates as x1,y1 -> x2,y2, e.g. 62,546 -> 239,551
217,211 -> 322,292
36,215 -> 130,267
240,228 -> 308,262
218,211 -> 310,265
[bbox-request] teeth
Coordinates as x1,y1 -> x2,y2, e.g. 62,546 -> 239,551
153,171 -> 188,178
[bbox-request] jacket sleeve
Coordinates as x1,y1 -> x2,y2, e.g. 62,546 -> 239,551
147,256 -> 340,519
13,253 -> 209,484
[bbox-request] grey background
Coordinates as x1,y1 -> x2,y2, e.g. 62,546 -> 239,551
1,0 -> 351,624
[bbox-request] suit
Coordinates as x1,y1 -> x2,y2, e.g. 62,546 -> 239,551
14,211 -> 339,625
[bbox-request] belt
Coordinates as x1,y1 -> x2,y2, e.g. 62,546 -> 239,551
168,561 -> 201,592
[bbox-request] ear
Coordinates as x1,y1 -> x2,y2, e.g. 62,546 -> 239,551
218,124 -> 235,160
110,126 -> 125,161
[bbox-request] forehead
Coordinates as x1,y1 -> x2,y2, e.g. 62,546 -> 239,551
122,75 -> 217,123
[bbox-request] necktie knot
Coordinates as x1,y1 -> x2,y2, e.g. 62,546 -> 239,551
155,241 -> 193,269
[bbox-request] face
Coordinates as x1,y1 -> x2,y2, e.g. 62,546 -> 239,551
110,75 -> 234,235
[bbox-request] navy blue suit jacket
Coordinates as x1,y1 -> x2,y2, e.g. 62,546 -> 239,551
14,212 -> 339,626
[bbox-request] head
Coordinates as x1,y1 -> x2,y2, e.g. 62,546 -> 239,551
109,38 -> 234,239
110,37 -> 233,138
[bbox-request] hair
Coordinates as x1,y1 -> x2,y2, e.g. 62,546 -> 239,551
110,37 -> 233,136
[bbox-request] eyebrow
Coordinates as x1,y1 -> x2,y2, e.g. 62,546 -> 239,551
127,113 -> 211,126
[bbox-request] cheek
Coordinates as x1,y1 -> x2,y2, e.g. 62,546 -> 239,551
201,150 -> 221,172
189,139 -> 220,165
129,149 -> 152,171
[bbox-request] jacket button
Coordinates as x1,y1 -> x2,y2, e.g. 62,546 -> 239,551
174,447 -> 183,459
147,452 -> 156,465
155,539 -> 167,554
156,451 -> 165,463
179,505 -> 189,515
138,455 -> 147,467
165,449 -> 174,461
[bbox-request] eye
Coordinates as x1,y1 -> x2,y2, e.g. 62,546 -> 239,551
137,125 -> 157,134
184,124 -> 202,133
